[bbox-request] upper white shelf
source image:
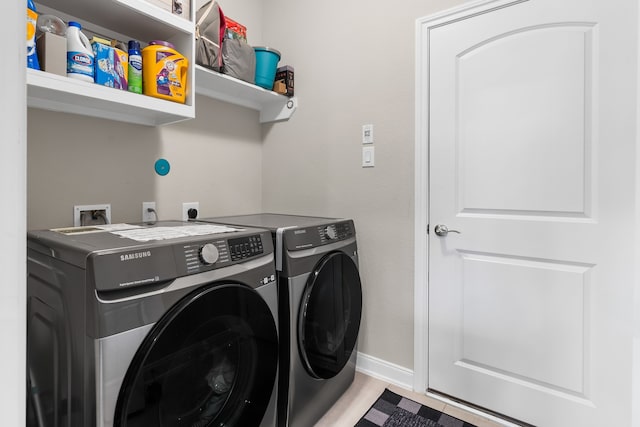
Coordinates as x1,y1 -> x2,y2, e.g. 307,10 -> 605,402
29,2 -> 295,126
195,65 -> 297,123
27,69 -> 195,126
36,0 -> 193,41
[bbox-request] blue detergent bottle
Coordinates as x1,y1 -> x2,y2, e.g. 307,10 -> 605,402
27,0 -> 41,70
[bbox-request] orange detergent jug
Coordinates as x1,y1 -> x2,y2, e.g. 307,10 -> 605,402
142,40 -> 188,103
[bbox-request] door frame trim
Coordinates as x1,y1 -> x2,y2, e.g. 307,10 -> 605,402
413,0 -> 530,394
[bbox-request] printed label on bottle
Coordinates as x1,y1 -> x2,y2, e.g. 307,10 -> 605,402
128,55 -> 143,93
129,56 -> 142,71
67,51 -> 94,78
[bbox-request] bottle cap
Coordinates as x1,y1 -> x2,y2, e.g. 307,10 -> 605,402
149,40 -> 175,49
68,21 -> 81,29
128,40 -> 140,51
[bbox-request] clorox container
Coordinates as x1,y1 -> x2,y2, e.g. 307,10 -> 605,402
66,21 -> 94,82
254,47 -> 281,90
142,40 -> 188,104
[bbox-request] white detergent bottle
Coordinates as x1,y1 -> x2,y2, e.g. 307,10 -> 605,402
66,21 -> 94,82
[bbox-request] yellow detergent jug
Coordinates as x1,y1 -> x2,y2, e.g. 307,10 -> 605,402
142,40 -> 188,104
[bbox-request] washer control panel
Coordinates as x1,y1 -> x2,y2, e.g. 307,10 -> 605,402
199,243 -> 220,265
181,240 -> 229,274
178,234 -> 265,275
229,235 -> 264,261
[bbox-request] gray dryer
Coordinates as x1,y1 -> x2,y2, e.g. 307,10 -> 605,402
202,214 -> 363,427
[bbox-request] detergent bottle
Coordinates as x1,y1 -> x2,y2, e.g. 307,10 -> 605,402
66,21 -> 94,82
27,0 -> 40,70
127,40 -> 143,94
142,40 -> 188,104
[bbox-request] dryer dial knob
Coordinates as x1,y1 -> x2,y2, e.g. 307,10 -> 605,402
200,243 -> 219,265
324,226 -> 338,240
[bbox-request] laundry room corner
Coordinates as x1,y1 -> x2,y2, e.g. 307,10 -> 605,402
151,94 -> 264,220
260,0 -> 468,379
27,97 -> 265,230
27,108 -> 161,229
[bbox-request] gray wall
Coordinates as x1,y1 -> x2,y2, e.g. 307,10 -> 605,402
29,0 -> 266,230
27,95 -> 263,229
27,0 -> 464,372
260,0 -> 464,369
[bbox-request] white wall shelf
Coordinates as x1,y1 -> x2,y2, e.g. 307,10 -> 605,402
27,69 -> 194,126
36,0 -> 193,41
29,2 -> 296,126
195,65 -> 297,123
30,0 -> 196,126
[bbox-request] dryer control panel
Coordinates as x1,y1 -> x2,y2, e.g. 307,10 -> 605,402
285,220 -> 355,251
318,222 -> 353,244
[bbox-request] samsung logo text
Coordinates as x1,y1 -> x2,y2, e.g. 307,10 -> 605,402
120,251 -> 152,262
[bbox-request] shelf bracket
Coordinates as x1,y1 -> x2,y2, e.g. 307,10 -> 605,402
260,97 -> 298,123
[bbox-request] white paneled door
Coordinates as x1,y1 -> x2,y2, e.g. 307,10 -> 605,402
425,0 -> 637,426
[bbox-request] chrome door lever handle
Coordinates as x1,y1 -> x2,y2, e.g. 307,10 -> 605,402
434,224 -> 461,237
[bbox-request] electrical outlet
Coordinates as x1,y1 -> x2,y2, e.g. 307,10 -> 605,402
182,202 -> 199,221
142,202 -> 156,223
74,204 -> 112,226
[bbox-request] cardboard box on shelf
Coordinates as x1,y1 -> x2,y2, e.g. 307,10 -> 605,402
143,0 -> 190,20
273,80 -> 287,95
274,65 -> 294,96
36,32 -> 66,76
92,41 -> 128,90
173,0 -> 190,19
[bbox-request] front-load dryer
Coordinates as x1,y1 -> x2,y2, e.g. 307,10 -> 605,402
201,214 -> 363,427
27,221 -> 279,427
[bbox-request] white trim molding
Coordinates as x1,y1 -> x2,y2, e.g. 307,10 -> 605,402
356,352 -> 414,391
413,0 -> 532,398
634,4 -> 640,426
1,0 -> 27,424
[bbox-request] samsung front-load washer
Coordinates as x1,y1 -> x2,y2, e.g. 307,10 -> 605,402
201,214 -> 363,427
27,221 -> 279,427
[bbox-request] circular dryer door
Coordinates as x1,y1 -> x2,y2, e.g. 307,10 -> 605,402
113,282 -> 278,427
298,251 -> 363,379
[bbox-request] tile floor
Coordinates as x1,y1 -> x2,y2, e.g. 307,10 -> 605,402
314,371 -> 505,427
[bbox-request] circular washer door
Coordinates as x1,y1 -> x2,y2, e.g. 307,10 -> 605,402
114,282 -> 278,427
298,251 -> 363,379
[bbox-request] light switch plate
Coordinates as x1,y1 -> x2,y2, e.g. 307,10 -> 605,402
362,124 -> 374,144
362,146 -> 375,167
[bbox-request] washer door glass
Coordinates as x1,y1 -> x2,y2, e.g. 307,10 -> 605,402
114,282 -> 278,427
298,251 -> 363,379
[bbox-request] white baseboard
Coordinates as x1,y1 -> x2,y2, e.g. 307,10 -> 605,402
355,352 -> 414,391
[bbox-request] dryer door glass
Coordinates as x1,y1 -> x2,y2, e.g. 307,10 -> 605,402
113,282 -> 278,427
298,251 -> 363,379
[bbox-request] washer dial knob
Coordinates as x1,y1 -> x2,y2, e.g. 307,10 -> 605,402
324,226 -> 338,240
200,243 -> 219,265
